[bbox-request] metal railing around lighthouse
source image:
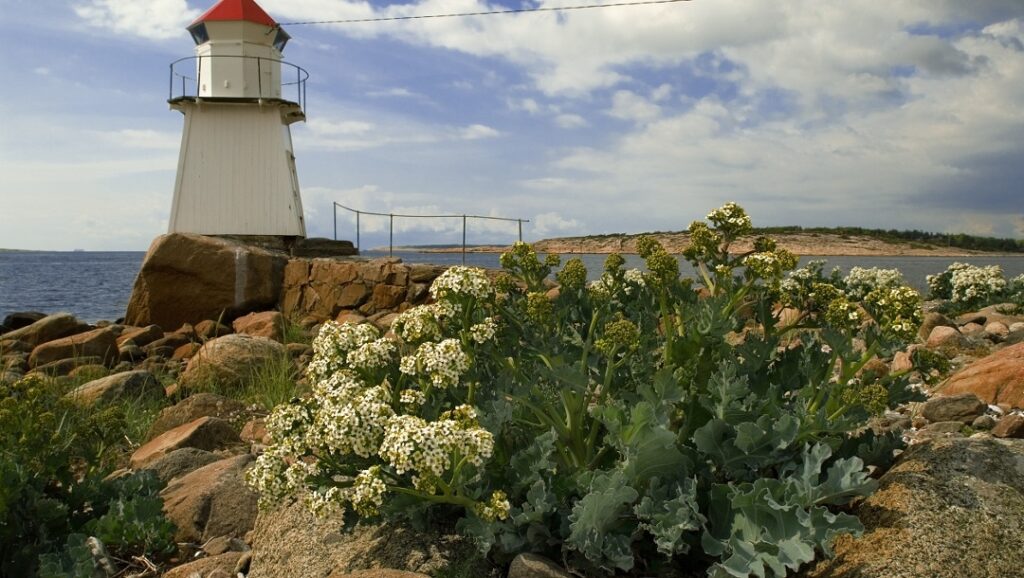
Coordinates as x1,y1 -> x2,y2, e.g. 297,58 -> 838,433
168,55 -> 309,113
332,202 -> 529,265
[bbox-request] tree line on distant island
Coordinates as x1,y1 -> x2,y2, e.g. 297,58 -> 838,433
754,226 -> 1024,253
576,225 -> 1024,254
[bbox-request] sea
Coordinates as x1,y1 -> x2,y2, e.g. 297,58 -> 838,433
2,250 -> 1023,324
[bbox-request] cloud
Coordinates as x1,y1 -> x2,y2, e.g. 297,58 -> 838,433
532,211 -> 582,237
74,0 -> 199,40
554,113 -> 588,129
607,90 -> 662,123
459,124 -> 500,140
365,87 -> 425,99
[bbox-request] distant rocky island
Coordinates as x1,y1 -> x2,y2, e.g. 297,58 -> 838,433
393,227 -> 1024,257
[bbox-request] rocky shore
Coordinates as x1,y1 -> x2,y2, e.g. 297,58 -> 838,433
395,232 -> 1019,257
2,234 -> 1024,578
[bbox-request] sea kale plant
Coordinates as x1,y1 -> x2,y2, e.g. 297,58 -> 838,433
926,262 -> 1019,312
249,202 -> 924,577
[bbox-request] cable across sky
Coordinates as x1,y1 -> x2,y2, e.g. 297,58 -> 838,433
278,0 -> 693,26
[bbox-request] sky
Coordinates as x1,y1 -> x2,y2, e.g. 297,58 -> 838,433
1,0 -> 1023,251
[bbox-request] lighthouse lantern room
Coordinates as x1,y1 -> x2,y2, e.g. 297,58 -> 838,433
168,0 -> 307,238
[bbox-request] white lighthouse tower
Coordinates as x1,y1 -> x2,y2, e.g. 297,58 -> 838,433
168,0 -> 307,238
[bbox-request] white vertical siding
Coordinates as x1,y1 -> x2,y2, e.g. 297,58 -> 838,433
168,101 -> 306,236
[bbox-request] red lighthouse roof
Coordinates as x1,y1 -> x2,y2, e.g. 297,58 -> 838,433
192,0 -> 277,27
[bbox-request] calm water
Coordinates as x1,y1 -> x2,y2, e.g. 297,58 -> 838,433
2,250 -> 1023,323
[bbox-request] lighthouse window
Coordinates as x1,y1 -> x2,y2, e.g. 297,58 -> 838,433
273,29 -> 291,52
189,23 -> 209,45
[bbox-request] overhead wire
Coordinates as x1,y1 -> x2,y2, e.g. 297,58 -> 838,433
278,0 -> 693,26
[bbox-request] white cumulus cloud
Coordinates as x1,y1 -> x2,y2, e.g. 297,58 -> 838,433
74,0 -> 199,40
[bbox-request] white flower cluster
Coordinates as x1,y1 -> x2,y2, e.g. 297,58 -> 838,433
469,317 -> 498,344
264,403 -> 314,454
475,490 -> 511,522
400,338 -> 470,389
743,252 -> 783,279
429,266 -> 494,301
309,384 -> 395,458
378,409 -> 494,478
351,466 -> 388,516
247,448 -> 291,508
948,263 -> 1006,305
587,269 -> 646,298
391,302 -> 458,343
706,201 -> 752,232
346,338 -> 397,370
308,322 -> 381,383
399,388 -> 426,408
624,268 -> 646,287
844,267 -> 904,300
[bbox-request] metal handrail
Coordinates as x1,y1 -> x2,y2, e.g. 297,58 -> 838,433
168,55 -> 309,113
333,202 -> 530,265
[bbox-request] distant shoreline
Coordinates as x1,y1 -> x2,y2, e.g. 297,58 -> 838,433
381,232 -> 1024,258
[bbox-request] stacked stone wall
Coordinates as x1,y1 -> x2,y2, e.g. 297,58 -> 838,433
279,258 -> 447,323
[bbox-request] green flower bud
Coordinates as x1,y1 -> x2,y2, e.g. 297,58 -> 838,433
526,292 -> 553,323
604,253 -> 626,275
557,258 -> 588,290
595,317 -> 641,357
636,235 -> 664,259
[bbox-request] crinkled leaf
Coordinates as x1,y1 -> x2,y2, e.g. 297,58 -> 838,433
566,471 -> 639,571
37,534 -> 95,578
634,478 -> 705,556
701,444 -> 873,578
693,415 -> 799,479
606,402 -> 689,485
509,429 -> 558,492
701,362 -> 754,421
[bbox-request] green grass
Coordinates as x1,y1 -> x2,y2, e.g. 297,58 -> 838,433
283,316 -> 313,346
241,354 -> 305,411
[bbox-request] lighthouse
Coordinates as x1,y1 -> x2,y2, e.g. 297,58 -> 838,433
167,0 -> 307,239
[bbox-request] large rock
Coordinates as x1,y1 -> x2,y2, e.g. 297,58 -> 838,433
124,234 -> 287,330
232,311 -> 285,342
328,571 -> 429,578
29,327 -> 118,368
797,436 -> 1024,578
507,553 -> 571,578
160,454 -> 259,544
2,313 -> 89,348
956,304 -> 1022,329
147,393 -> 248,439
918,311 -> 956,342
919,393 -> 986,424
992,413 -> 1024,439
140,447 -> 222,484
248,500 -> 473,578
130,416 -> 240,469
925,325 -> 968,349
1,311 -> 46,331
291,237 -> 358,258
65,370 -> 162,407
935,342 -> 1024,408
179,334 -> 287,392
163,552 -> 244,578
116,324 -> 164,348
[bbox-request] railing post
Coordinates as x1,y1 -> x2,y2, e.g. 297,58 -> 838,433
356,211 -> 361,250
197,56 -> 202,97
169,63 -> 173,100
518,219 -> 523,242
462,215 -> 467,265
257,57 -> 263,98
333,203 -> 337,241
389,214 -> 394,257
